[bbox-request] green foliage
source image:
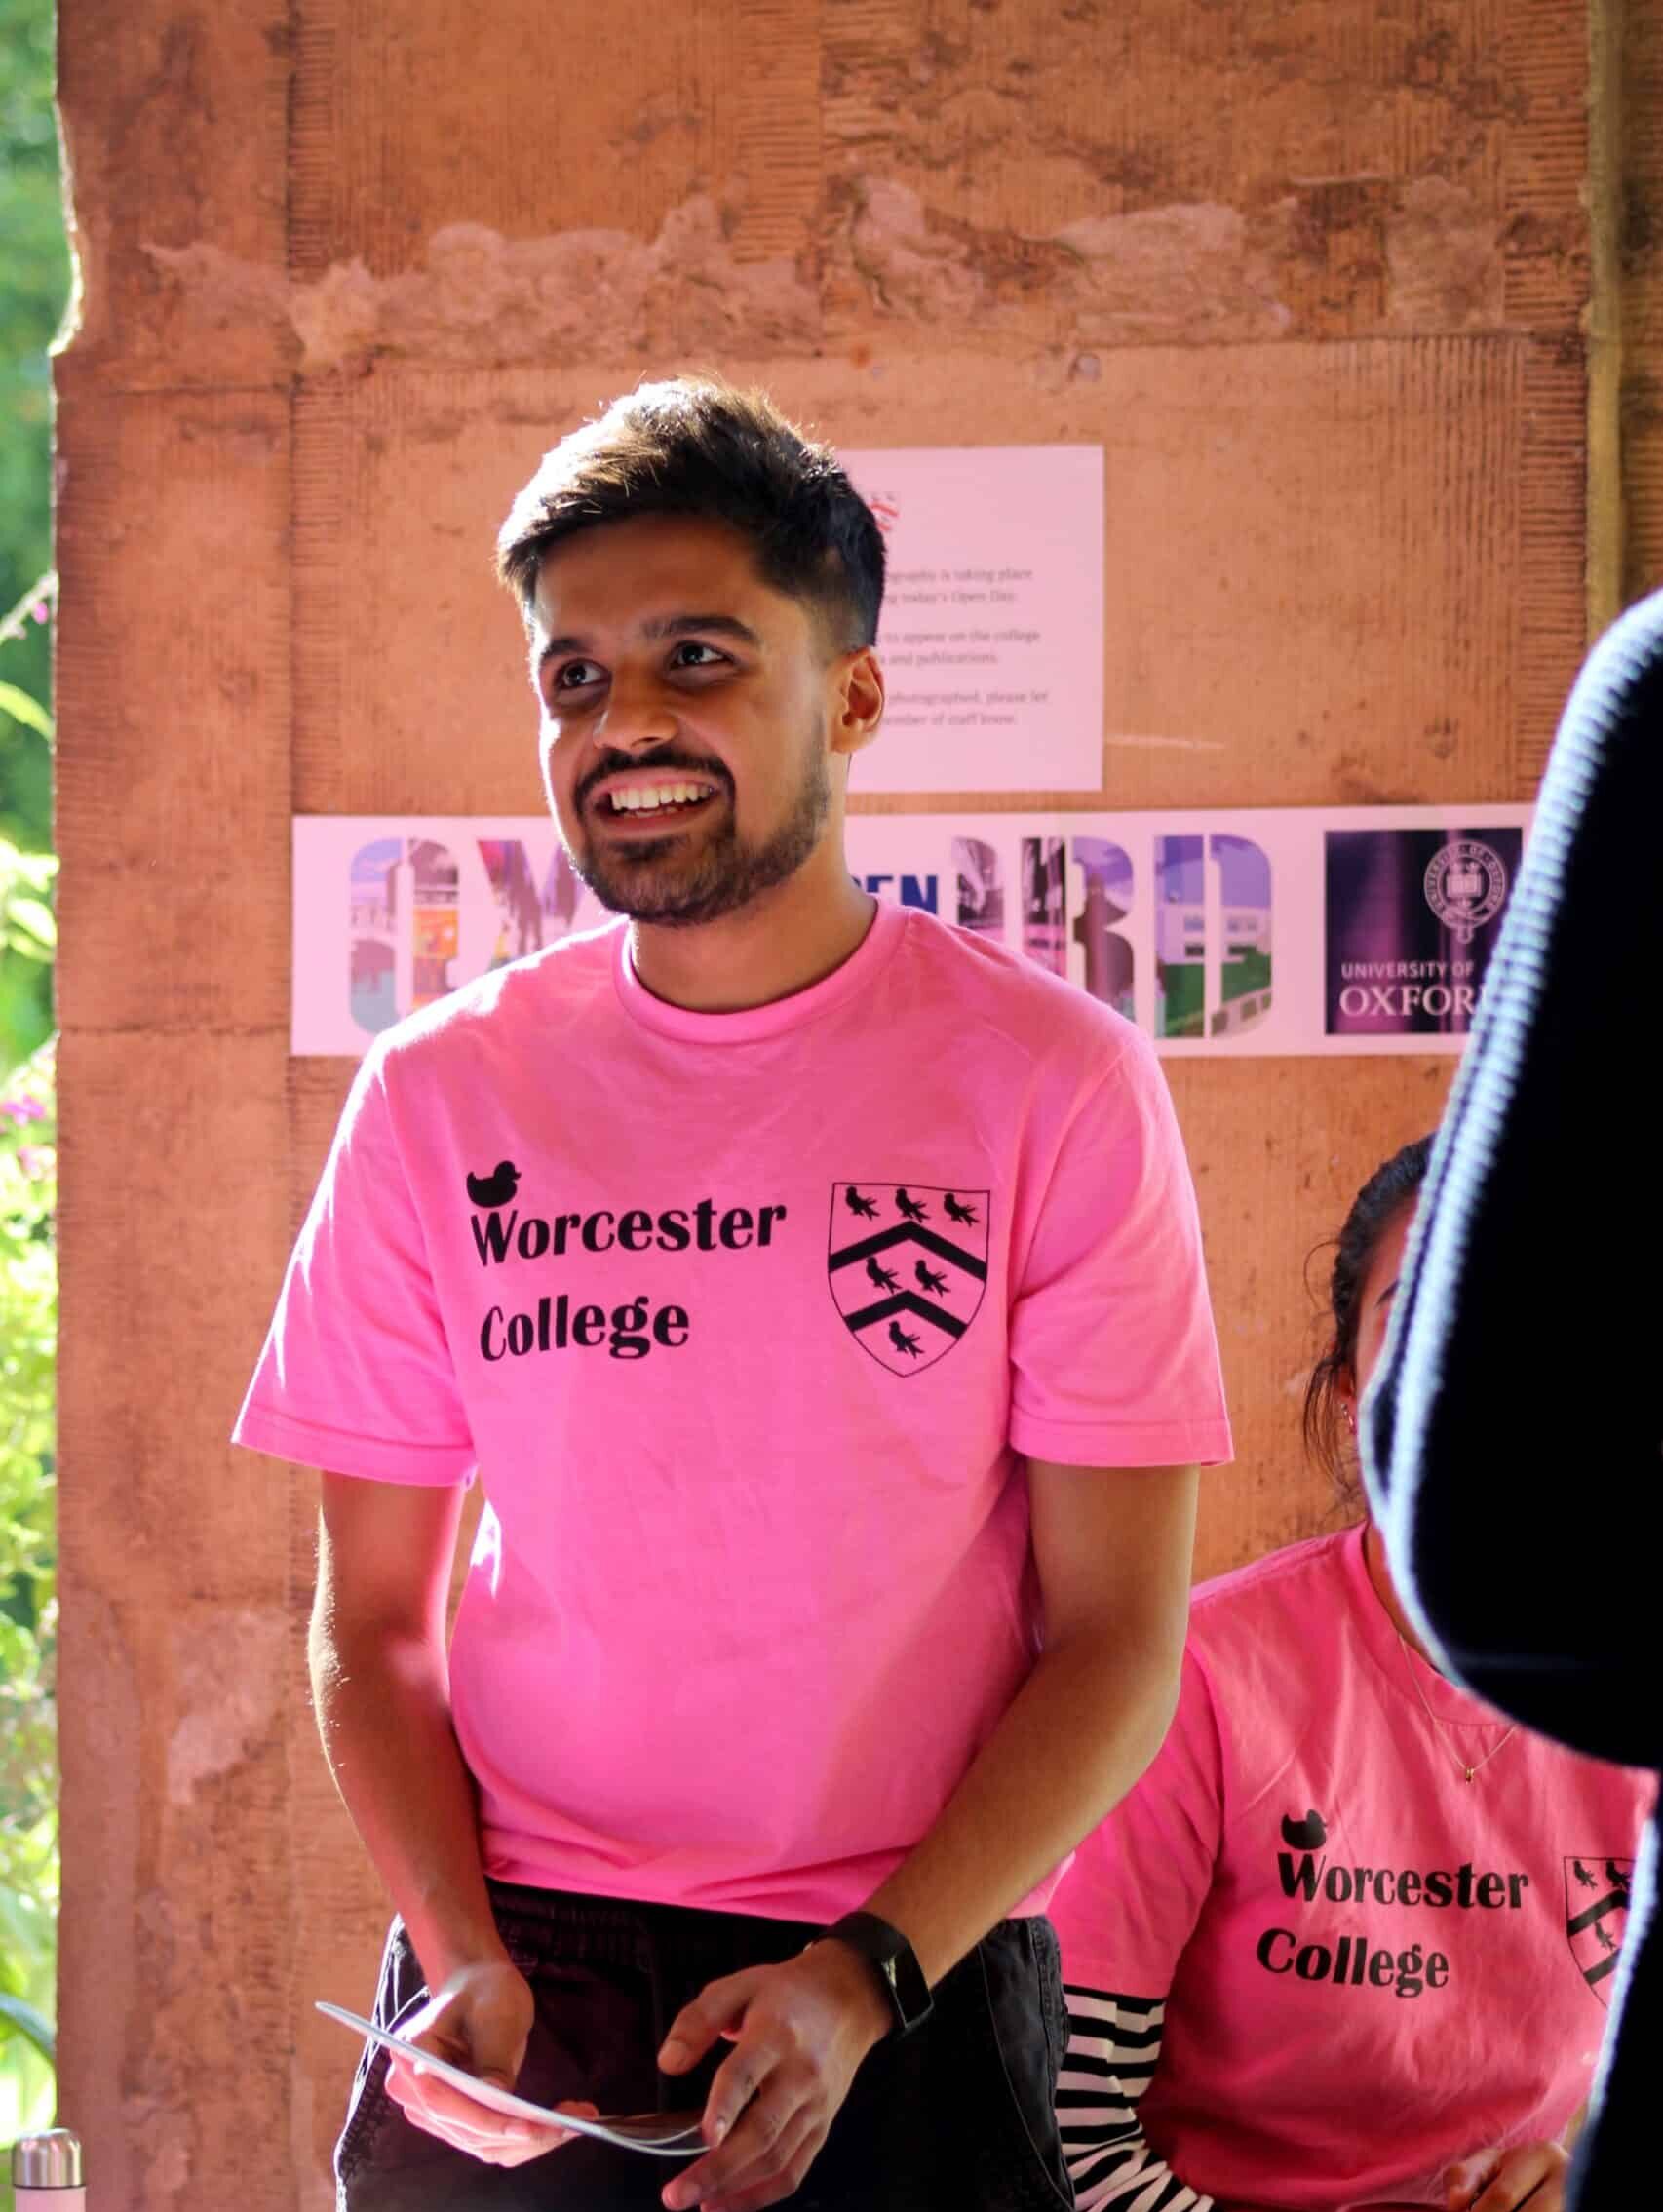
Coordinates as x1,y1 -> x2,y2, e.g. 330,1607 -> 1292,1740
0,585 -> 54,864
0,1039 -> 57,2159
0,841 -> 54,1080
0,1 -> 59,2182
0,0 -> 68,828
0,1994 -> 51,2066
1,573 -> 58,1081
0,683 -> 50,744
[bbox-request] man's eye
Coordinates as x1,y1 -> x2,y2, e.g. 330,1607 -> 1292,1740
671,641 -> 725,668
554,660 -> 603,690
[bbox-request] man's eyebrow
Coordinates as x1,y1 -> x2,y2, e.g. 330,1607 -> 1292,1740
642,612 -> 764,648
535,612 -> 764,671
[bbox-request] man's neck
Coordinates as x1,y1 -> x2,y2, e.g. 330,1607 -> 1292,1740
628,865 -> 879,1015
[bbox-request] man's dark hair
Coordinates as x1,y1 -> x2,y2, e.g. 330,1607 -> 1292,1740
495,376 -> 886,655
1302,1134 -> 1436,1510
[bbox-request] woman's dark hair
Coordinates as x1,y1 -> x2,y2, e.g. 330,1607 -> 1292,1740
495,375 -> 886,656
1302,1134 -> 1436,1507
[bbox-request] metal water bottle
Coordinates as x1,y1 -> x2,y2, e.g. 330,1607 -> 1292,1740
11,2128 -> 85,2211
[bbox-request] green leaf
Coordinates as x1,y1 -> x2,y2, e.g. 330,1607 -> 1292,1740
5,898 -> 53,949
0,684 -> 51,743
0,1993 -> 54,2064
0,844 -> 56,889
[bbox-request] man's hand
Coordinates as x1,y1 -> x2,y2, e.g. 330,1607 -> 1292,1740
657,1939 -> 892,2211
383,1957 -> 598,2166
1446,2140 -> 1570,2212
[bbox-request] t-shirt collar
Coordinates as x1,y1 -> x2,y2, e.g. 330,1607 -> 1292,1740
612,894 -> 908,1043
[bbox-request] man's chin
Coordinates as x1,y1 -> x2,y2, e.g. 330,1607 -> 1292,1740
579,859 -> 735,927
573,805 -> 825,928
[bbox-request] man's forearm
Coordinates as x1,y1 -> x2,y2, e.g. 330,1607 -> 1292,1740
309,1618 -> 505,1987
859,1625 -> 1181,1986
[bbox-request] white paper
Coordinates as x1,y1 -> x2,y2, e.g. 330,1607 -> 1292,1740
315,2002 -> 707,2156
838,446 -> 1105,793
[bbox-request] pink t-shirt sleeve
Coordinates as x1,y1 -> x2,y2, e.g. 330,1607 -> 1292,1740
1050,1647 -> 1225,1994
232,1046 -> 476,1484
1008,1027 -> 1232,1467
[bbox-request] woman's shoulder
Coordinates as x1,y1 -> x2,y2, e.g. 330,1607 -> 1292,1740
1191,1526 -> 1355,1632
1181,1528 -> 1359,1702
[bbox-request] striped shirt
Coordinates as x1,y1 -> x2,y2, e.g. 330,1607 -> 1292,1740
1059,1984 -> 1212,2212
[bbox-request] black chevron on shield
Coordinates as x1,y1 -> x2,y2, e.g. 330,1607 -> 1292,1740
840,1291 -> 968,1339
827,1222 -> 987,1281
828,1183 -> 990,1376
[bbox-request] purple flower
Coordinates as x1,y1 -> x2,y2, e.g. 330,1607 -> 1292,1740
1,1098 -> 47,1123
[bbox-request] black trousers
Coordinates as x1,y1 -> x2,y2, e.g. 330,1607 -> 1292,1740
335,1881 -> 1072,2211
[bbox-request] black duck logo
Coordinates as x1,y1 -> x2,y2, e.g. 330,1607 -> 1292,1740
467,1160 -> 522,1210
1565,1855 -> 1632,2006
828,1184 -> 989,1377
1281,1808 -> 1329,1850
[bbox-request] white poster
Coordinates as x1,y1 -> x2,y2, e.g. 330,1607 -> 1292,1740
838,446 -> 1104,793
293,806 -> 1532,1061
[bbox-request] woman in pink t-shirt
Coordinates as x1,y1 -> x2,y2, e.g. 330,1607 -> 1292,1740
1048,1138 -> 1651,2212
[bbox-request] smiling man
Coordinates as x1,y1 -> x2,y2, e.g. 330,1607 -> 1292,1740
235,377 -> 1233,2212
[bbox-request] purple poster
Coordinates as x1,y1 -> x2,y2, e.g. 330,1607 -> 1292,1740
1325,827 -> 1524,1037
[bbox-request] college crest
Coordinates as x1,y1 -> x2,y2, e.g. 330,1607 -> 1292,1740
1564,1854 -> 1632,2006
827,1184 -> 990,1377
1422,838 -> 1508,945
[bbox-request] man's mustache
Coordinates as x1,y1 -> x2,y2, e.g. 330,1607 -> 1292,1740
575,748 -> 731,810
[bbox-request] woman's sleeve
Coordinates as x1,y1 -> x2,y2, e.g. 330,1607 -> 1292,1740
1058,1986 -> 1214,2212
1049,1647 -> 1225,2210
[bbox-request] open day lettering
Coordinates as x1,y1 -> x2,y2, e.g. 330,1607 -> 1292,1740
869,833 -> 1272,1026
473,1196 -> 789,1363
1258,1848 -> 1532,2000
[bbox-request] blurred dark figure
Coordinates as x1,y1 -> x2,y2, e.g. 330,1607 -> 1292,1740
1364,590 -> 1663,2209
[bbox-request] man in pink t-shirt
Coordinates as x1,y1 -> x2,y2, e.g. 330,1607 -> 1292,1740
236,376 -> 1231,2212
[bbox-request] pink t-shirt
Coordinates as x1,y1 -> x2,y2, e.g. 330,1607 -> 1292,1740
235,898 -> 1231,1922
1050,1525 -> 1651,2209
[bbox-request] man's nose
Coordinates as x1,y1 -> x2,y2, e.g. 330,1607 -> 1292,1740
594,673 -> 678,753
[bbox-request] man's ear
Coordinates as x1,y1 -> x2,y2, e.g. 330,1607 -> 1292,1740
828,646 -> 885,760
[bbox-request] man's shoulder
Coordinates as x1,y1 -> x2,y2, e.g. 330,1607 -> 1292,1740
892,906 -> 1145,1080
369,921 -> 623,1077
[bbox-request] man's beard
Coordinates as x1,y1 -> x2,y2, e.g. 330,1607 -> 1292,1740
568,739 -> 833,928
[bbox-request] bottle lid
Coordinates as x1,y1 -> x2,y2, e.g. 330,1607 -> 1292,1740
11,2129 -> 84,2186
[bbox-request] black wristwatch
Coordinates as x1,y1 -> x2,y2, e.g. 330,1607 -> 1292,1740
822,1910 -> 934,2038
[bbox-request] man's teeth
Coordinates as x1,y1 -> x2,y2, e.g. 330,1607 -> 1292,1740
606,782 -> 715,813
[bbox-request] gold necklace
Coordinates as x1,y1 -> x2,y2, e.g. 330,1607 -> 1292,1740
1394,1628 -> 1519,1782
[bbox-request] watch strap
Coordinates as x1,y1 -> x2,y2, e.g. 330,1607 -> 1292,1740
823,1910 -> 934,2037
